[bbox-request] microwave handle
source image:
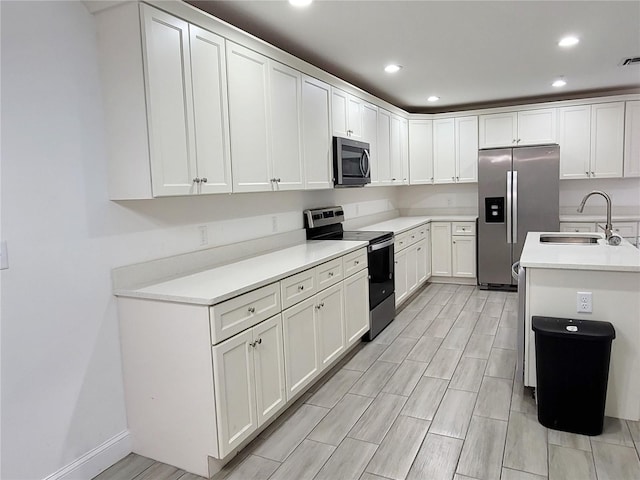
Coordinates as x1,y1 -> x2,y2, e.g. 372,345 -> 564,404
361,149 -> 371,177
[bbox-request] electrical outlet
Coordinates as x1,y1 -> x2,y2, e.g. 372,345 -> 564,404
198,225 -> 208,246
577,291 -> 592,313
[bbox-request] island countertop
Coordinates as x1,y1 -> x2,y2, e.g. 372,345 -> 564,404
520,232 -> 640,272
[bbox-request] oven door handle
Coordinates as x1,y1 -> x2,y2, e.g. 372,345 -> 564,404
368,238 -> 394,252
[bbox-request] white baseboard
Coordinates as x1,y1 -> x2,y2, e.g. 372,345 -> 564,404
43,430 -> 131,480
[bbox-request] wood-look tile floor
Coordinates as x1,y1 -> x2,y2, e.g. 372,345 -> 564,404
96,283 -> 640,480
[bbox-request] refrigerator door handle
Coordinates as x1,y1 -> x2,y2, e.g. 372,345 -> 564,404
506,171 -> 512,244
513,171 -> 518,244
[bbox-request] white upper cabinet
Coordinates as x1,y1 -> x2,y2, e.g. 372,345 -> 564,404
558,105 -> 591,179
189,26 -> 232,195
269,61 -> 303,191
227,44 -> 305,192
558,102 -> 624,179
478,112 -> 517,148
408,119 -> 434,184
624,100 -> 640,177
456,116 -> 479,183
362,102 -> 378,183
433,116 -> 478,184
376,109 -> 392,185
226,42 -> 272,192
479,108 -> 556,148
390,114 -> 408,184
332,88 -> 364,139
591,102 -> 624,178
301,75 -> 332,189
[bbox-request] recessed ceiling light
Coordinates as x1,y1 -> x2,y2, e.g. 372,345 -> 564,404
289,0 -> 312,7
384,64 -> 402,73
558,36 -> 579,47
427,96 -> 440,102
552,79 -> 567,88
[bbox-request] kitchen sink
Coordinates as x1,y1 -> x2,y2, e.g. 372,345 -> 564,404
539,234 -> 601,244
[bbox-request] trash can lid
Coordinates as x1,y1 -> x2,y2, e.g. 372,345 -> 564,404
532,316 -> 615,340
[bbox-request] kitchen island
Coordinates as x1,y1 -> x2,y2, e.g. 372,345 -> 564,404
520,232 -> 640,420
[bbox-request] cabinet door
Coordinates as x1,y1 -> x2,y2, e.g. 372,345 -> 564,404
558,105 -> 591,179
517,108 -> 556,146
212,329 -> 256,457
227,42 -> 272,192
395,249 -> 408,306
400,117 -> 410,184
406,243 -> 418,295
189,25 -> 232,194
269,61 -> 303,190
376,109 -> 392,184
331,88 -> 348,137
343,268 -> 369,347
390,115 -> 404,184
282,297 -> 320,400
301,75 -> 332,189
252,315 -> 286,427
425,228 -> 432,279
591,102 -> 624,178
316,283 -> 345,370
362,103 -> 378,183
624,100 -> 640,177
141,5 -> 197,197
408,120 -> 434,184
455,116 -> 478,183
452,235 -> 476,278
478,112 -> 517,148
347,95 -> 363,139
416,239 -> 428,285
433,118 -> 456,184
431,222 -> 452,276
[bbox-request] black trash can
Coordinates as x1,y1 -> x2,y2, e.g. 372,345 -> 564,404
532,316 -> 615,436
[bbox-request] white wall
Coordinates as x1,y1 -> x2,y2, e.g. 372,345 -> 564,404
0,2 -> 397,478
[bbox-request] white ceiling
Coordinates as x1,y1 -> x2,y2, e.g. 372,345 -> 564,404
188,0 -> 640,112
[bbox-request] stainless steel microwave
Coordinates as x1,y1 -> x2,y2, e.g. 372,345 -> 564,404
333,136 -> 371,187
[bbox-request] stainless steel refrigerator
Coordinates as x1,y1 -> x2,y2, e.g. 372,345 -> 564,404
477,144 -> 559,288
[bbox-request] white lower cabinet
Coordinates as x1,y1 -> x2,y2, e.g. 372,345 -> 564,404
394,224 -> 433,306
316,283 -> 346,369
343,268 -> 370,346
431,221 -> 476,279
452,236 -> 476,278
212,314 -> 285,457
282,296 -> 320,400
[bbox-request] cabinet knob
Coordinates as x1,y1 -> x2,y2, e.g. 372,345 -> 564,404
456,176 -> 460,180
452,176 -> 455,181
298,285 -> 304,291
193,177 -> 201,183
411,235 -> 415,239
201,177 -> 208,183
328,271 -> 334,277
276,178 -> 281,182
517,139 -> 521,143
453,240 -> 456,244
248,306 -> 256,314
417,247 -> 422,251
512,139 -> 517,144
354,260 -> 359,265
591,172 -> 595,176
256,338 -> 262,345
392,178 -> 397,181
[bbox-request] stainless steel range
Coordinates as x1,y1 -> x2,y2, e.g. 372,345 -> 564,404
304,206 -> 395,340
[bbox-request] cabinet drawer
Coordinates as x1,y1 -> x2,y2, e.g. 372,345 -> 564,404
317,258 -> 343,290
416,224 -> 429,241
281,268 -> 317,310
343,248 -> 368,277
560,222 -> 596,233
452,222 -> 475,235
395,232 -> 410,251
405,227 -> 422,246
210,283 -> 281,345
597,222 -> 638,238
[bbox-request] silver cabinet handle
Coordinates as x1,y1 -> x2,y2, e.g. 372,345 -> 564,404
591,172 -> 595,176
276,178 -> 281,182
328,272 -> 334,277
201,177 -> 208,183
417,247 -> 422,251
456,176 -> 460,180
193,177 -> 201,183
392,178 -> 397,181
512,139 -> 517,143
248,307 -> 256,314
298,285 -> 304,291
354,260 -> 359,265
256,338 -> 262,345
586,171 -> 590,176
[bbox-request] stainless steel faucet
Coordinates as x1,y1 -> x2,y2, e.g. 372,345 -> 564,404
577,190 -> 621,246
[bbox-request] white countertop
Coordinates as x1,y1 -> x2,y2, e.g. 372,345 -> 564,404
559,215 -> 640,224
114,240 -> 367,305
359,215 -> 477,235
520,232 -> 640,272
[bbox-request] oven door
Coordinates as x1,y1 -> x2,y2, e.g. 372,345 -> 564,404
368,238 -> 394,309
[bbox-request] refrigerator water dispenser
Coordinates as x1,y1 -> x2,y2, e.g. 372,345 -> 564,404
485,197 -> 505,223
